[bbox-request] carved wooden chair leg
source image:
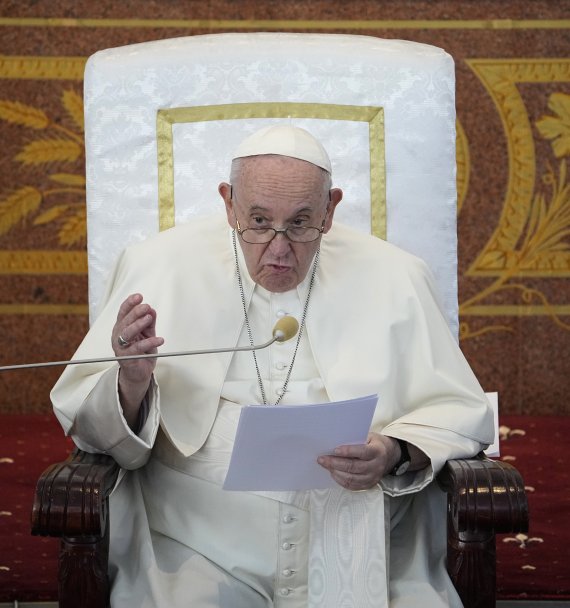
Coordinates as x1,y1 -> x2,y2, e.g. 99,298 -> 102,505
59,529 -> 111,608
446,514 -> 496,608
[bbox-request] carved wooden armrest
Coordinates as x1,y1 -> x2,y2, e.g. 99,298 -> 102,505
437,454 -> 529,536
31,448 -> 121,608
32,448 -> 120,539
437,454 -> 529,608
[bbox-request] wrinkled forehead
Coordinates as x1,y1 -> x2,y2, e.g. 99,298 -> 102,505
233,154 -> 331,196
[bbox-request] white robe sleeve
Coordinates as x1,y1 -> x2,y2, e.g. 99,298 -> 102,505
51,249 -> 161,470
70,367 -> 160,470
377,257 -> 493,496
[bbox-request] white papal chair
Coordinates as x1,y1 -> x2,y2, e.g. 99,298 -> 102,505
31,33 -> 528,608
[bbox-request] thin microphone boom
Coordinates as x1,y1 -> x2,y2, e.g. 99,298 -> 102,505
0,316 -> 300,373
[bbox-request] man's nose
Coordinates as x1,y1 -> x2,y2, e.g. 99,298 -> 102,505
267,231 -> 291,255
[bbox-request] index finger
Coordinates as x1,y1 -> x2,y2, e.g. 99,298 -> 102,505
116,293 -> 144,322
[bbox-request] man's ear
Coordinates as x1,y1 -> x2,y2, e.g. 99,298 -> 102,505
218,182 -> 235,228
323,188 -> 343,233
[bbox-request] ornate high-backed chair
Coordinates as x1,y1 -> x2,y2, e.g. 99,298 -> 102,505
31,34 -> 528,608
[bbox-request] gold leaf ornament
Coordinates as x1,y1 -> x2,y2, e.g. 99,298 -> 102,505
58,207 -> 86,246
536,92 -> 570,158
0,100 -> 49,129
33,204 -> 70,226
62,89 -> 84,132
0,187 -> 42,236
520,161 -> 570,265
15,138 -> 82,165
49,173 -> 86,186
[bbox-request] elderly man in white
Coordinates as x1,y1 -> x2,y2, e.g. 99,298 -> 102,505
52,124 -> 493,608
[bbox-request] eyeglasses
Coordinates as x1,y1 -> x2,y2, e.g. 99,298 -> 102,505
230,184 -> 329,244
235,218 -> 325,244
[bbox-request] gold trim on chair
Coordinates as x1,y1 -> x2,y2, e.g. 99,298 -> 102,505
156,102 -> 386,238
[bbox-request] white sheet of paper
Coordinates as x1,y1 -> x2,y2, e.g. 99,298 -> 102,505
223,394 -> 378,491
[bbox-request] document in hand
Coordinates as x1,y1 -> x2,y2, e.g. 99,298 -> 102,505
223,394 -> 378,491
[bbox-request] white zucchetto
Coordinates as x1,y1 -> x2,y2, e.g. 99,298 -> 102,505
232,124 -> 332,174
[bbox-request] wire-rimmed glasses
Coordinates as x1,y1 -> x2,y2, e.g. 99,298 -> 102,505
235,218 -> 325,244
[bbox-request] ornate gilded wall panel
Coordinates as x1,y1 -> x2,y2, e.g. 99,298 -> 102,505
0,2 -> 568,414
0,56 -> 88,317
467,59 -> 570,277
459,60 -> 570,338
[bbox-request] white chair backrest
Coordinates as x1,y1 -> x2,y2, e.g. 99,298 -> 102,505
84,33 -> 458,334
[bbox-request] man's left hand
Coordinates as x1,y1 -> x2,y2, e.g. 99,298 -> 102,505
317,432 -> 400,491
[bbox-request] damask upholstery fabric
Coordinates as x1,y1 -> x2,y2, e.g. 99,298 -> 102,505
84,33 -> 458,335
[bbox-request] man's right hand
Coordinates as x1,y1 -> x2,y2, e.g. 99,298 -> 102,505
112,293 -> 164,428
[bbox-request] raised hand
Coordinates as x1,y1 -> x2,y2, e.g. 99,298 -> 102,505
112,293 -> 164,426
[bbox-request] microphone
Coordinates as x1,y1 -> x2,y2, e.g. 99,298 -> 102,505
272,315 -> 299,342
0,316 -> 300,372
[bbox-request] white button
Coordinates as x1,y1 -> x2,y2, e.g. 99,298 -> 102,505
276,388 -> 285,396
279,588 -> 291,596
282,514 -> 295,524
282,542 -> 292,550
275,361 -> 288,370
276,310 -> 287,318
282,569 -> 293,577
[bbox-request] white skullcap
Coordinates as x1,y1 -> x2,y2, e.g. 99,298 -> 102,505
232,124 -> 332,173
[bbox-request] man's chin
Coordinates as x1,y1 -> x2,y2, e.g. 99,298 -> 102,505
257,270 -> 299,293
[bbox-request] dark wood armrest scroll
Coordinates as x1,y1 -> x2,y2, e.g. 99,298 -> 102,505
32,447 -> 120,538
31,448 -> 121,608
437,455 -> 529,608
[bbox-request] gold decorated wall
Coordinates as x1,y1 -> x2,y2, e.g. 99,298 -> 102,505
0,1 -> 568,415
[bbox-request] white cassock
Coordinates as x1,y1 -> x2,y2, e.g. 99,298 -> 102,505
51,215 -> 494,608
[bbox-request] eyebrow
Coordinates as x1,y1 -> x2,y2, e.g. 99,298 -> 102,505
246,205 -> 316,218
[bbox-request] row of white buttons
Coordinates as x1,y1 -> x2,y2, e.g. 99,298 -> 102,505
279,540 -> 294,597
282,508 -> 294,552
273,308 -> 291,395
281,506 -> 294,548
277,507 -> 301,602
